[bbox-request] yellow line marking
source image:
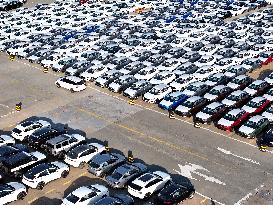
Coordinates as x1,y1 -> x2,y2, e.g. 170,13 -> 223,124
28,197 -> 38,204
76,107 -> 227,168
63,180 -> 71,185
200,198 -> 207,204
80,171 -> 88,177
45,188 -> 55,194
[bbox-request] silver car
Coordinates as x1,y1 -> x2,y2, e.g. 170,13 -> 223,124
105,162 -> 147,188
88,153 -> 126,177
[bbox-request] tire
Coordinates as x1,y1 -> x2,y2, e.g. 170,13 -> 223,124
189,191 -> 195,199
56,83 -> 61,88
61,170 -> 69,178
144,192 -> 151,200
70,89 -> 75,93
17,191 -> 27,200
37,182 -> 45,190
58,151 -> 65,159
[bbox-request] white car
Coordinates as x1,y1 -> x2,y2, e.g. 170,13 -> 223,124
195,55 -> 216,67
64,143 -> 106,168
62,184 -> 109,205
0,135 -> 15,146
169,74 -> 197,91
264,72 -> 273,85
0,182 -> 27,204
22,162 -> 70,190
223,65 -> 247,78
128,171 -> 171,199
134,67 -> 159,80
11,120 -> 51,141
55,76 -> 87,93
143,84 -> 172,104
149,71 -> 176,85
80,65 -> 109,82
262,105 -> 273,122
263,88 -> 273,102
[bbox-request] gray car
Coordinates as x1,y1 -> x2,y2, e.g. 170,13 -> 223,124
105,162 -> 147,188
88,153 -> 126,177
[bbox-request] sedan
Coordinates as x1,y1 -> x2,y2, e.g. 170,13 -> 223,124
105,162 -> 147,188
194,102 -> 227,125
108,75 -> 137,93
216,109 -> 250,132
182,82 -> 209,97
175,96 -> 207,117
223,65 -> 247,78
143,84 -> 172,104
204,73 -> 229,87
264,72 -> 273,85
123,80 -> 153,99
227,75 -> 253,90
243,80 -> 270,96
237,115 -> 269,138
262,105 -> 273,122
158,91 -> 189,111
55,76 -> 86,93
204,85 -> 233,102
88,153 -> 126,177
222,90 -> 250,108
62,184 -> 109,205
242,97 -> 270,115
22,162 -> 69,190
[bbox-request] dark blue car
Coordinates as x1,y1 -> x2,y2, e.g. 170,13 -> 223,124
159,91 -> 189,111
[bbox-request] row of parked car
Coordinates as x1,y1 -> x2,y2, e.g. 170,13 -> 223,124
0,119 -> 195,205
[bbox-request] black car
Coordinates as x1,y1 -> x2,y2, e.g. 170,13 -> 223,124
94,194 -> 134,205
154,181 -> 195,205
28,127 -> 65,149
0,144 -> 28,162
257,126 -> 273,148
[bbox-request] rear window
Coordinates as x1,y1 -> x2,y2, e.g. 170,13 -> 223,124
129,182 -> 142,191
12,128 -> 21,134
66,194 -> 79,203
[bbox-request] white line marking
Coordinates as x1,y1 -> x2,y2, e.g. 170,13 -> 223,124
217,147 -> 260,165
0,103 -> 10,109
174,163 -> 226,185
234,193 -> 252,205
196,192 -> 225,205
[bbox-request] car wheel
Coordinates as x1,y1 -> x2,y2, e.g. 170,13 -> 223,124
61,170 -> 69,178
189,191 -> 195,199
37,182 -> 45,190
58,151 -> 65,159
144,192 -> 151,200
17,191 -> 27,200
70,89 -> 75,93
56,83 -> 61,88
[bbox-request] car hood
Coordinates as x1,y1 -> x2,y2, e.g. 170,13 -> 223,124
144,92 -> 157,100
227,82 -> 239,89
175,105 -> 190,113
204,93 -> 217,101
31,151 -> 46,161
222,99 -> 235,106
263,94 -> 273,101
262,112 -> 273,121
239,125 -> 254,135
196,112 -> 210,120
182,90 -> 194,96
9,182 -> 25,190
241,105 -> 256,113
244,87 -> 256,96
217,118 -> 233,127
159,100 -> 173,108
109,82 -> 121,91
124,88 -> 137,97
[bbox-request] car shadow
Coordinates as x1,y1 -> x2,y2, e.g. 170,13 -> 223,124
31,197 -> 62,205
258,69 -> 272,80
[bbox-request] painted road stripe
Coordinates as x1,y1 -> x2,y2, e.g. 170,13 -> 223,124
45,189 -> 56,195
79,171 -> 88,177
28,197 -> 38,204
63,180 -> 71,185
200,198 -> 207,204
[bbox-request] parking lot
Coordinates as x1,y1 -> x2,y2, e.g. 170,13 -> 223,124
0,0 -> 273,204
0,51 -> 273,205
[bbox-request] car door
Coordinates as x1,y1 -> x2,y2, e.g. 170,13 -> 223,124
37,169 -> 51,184
47,166 -> 60,182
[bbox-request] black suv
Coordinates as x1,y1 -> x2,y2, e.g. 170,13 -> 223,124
28,127 -> 65,149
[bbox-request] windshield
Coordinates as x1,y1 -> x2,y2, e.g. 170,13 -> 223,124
111,171 -> 123,180
209,88 -> 220,95
246,99 -> 265,108
24,163 -> 50,179
203,106 -> 216,115
66,194 -> 80,203
224,111 -> 244,121
245,120 -> 258,129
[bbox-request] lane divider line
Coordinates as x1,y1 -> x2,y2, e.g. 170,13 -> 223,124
28,197 -> 38,204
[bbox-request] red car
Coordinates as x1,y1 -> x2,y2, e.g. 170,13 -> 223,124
216,108 -> 250,132
263,56 -> 273,65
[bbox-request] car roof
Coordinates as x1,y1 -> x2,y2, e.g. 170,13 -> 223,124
154,83 -> 168,89
186,96 -> 202,102
249,115 -> 266,122
227,108 -> 244,116
250,96 -> 266,103
251,80 -> 265,85
207,102 -> 223,109
46,134 -> 70,144
64,76 -> 83,82
72,186 -> 94,197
